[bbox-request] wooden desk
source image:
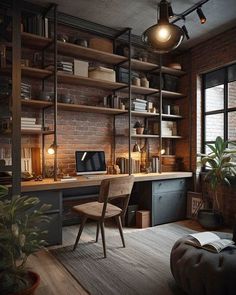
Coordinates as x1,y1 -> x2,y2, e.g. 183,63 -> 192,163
21,172 -> 192,192
21,172 -> 192,245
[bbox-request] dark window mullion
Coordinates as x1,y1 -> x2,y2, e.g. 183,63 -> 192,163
224,67 -> 228,141
202,75 -> 206,154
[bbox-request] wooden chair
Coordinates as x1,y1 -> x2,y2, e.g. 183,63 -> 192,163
72,175 -> 134,258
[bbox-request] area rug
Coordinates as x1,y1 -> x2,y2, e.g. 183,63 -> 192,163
51,223 -> 194,295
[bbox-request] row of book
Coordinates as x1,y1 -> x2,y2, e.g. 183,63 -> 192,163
22,15 -> 49,38
103,95 -> 123,109
21,117 -> 42,131
116,157 -> 141,174
132,98 -> 147,112
0,79 -> 31,99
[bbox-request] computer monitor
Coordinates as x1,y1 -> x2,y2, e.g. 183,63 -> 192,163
75,151 -> 107,175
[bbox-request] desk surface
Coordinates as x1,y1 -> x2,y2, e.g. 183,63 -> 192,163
21,172 -> 192,192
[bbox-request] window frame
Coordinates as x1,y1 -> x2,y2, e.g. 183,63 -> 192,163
202,64 -> 236,154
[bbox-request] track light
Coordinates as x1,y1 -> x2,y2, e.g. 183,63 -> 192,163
142,0 -> 184,53
197,7 -> 206,24
182,25 -> 190,40
168,3 -> 174,18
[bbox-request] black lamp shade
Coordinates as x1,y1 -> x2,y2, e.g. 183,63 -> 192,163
142,23 -> 184,53
142,0 -> 184,53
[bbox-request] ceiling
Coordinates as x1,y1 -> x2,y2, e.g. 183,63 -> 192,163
29,0 -> 236,50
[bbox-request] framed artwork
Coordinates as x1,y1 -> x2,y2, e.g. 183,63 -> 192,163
187,192 -> 204,219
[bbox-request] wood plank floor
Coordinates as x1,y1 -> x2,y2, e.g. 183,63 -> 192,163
28,220 -> 228,295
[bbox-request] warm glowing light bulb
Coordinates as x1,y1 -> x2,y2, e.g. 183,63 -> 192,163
157,27 -> 171,42
161,149 -> 165,155
48,147 -> 55,155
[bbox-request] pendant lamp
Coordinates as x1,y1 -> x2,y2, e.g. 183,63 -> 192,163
142,0 -> 184,53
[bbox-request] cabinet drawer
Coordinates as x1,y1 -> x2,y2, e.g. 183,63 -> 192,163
152,191 -> 186,225
152,179 -> 186,194
27,190 -> 62,212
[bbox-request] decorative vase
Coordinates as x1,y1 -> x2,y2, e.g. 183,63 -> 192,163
197,209 -> 224,230
10,271 -> 40,295
136,127 -> 144,134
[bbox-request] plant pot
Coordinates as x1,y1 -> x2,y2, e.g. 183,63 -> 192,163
9,271 -> 40,295
197,209 -> 224,230
136,127 -> 144,134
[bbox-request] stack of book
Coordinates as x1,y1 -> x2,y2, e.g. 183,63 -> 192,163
21,117 -> 42,131
116,157 -> 140,174
21,82 -> 31,100
57,61 -> 73,73
132,98 -> 147,112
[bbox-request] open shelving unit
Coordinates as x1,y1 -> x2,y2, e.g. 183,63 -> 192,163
1,1 -> 187,187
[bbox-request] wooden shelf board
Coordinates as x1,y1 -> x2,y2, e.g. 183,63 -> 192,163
57,72 -> 126,90
131,111 -> 159,117
43,130 -> 54,135
57,41 -> 127,65
21,66 -> 52,79
21,32 -> 52,49
58,102 -> 128,115
121,59 -> 158,72
162,90 -> 185,99
160,66 -> 186,76
131,134 -> 159,138
21,99 -> 53,108
162,135 -> 182,139
162,114 -> 183,119
130,85 -> 159,95
21,129 -> 43,135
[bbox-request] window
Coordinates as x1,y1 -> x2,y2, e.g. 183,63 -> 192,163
202,64 -> 236,153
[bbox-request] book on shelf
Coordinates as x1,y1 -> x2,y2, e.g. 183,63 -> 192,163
186,232 -> 235,253
22,15 -> 49,37
21,117 -> 36,123
21,124 -> 42,129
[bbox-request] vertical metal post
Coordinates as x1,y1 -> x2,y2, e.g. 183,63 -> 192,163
112,116 -> 116,165
159,55 -> 162,173
42,108 -> 45,178
128,28 -> 132,175
53,5 -> 58,181
12,0 -> 22,195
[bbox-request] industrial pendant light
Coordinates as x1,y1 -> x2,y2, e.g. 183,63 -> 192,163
142,0 -> 184,53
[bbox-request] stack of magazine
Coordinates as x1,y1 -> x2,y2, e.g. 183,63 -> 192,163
57,61 -> 73,73
21,117 -> 42,131
132,98 -> 147,112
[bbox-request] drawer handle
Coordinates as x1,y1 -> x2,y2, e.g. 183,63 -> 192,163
159,196 -> 162,200
158,183 -> 162,187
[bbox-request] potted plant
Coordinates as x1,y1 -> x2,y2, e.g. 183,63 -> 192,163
0,184 -> 51,295
134,121 -> 144,135
198,136 -> 236,229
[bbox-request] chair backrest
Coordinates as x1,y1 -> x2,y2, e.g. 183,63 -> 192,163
98,175 -> 134,217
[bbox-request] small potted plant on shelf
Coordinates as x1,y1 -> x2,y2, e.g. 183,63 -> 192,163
198,136 -> 236,229
0,184 -> 51,295
134,121 -> 144,135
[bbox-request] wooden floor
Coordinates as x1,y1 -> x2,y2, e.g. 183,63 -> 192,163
27,220 -> 225,295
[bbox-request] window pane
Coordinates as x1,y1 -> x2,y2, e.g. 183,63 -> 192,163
205,113 -> 224,141
228,81 -> 236,108
205,68 -> 224,88
205,85 -> 224,112
228,64 -> 236,82
228,111 -> 236,141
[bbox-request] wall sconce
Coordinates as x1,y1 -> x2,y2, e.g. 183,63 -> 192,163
47,142 -> 58,155
142,0 -> 184,53
197,7 -> 206,24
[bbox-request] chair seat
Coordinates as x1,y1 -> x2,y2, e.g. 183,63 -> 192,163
73,201 -> 122,219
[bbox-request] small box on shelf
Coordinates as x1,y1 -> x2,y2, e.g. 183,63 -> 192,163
74,59 -> 88,77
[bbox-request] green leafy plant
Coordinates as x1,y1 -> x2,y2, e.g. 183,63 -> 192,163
199,136 -> 236,211
0,185 -> 51,295
134,121 -> 144,128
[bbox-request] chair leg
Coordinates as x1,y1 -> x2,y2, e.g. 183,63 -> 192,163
73,216 -> 87,251
95,221 -> 99,242
100,221 -> 107,258
116,215 -> 125,248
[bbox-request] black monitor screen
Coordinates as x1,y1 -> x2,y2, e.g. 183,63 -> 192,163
75,151 -> 106,175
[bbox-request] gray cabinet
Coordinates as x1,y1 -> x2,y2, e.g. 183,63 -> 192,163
139,178 -> 188,226
27,190 -> 62,245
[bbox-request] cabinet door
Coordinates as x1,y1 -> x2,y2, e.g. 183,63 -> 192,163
152,191 -> 186,225
40,212 -> 62,245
